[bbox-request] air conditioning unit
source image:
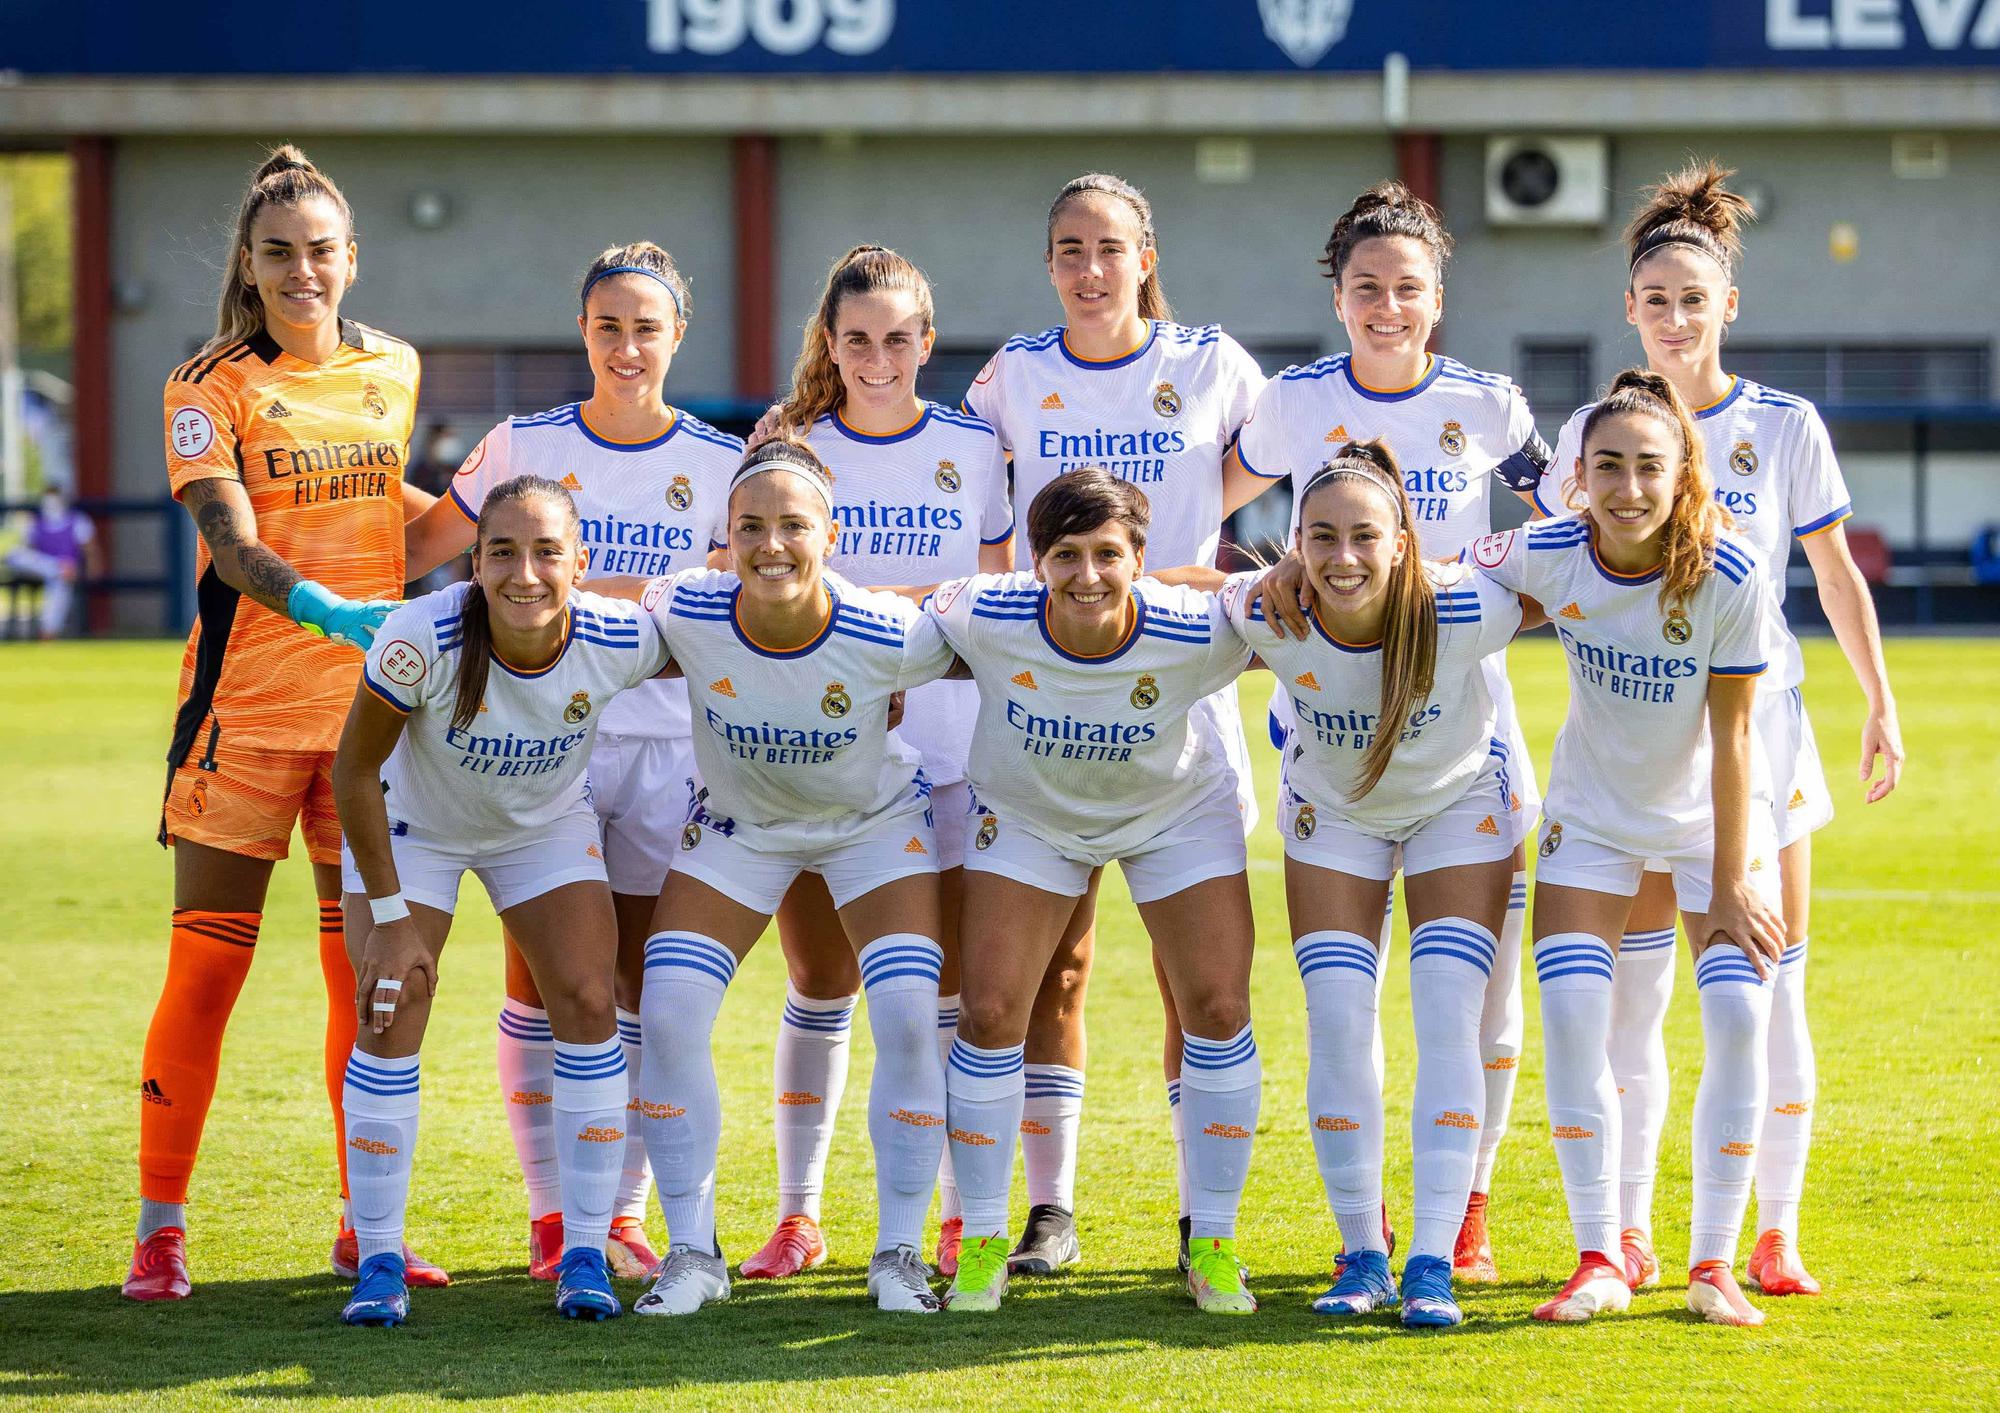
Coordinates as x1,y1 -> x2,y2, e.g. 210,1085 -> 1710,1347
1484,137 -> 1609,227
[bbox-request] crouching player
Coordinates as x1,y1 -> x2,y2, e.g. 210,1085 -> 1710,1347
922,469 -> 1261,1316
1232,443 -> 1542,1327
617,438 -> 958,1316
331,475 -> 673,1325
1475,370 -> 1787,1327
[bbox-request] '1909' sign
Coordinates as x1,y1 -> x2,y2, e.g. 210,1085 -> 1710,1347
646,0 -> 895,55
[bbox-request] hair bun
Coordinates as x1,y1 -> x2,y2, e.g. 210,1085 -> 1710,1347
1625,158 -> 1753,271
254,144 -> 315,181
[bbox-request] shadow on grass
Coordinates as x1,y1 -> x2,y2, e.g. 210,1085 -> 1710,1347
0,1260 -> 1564,1400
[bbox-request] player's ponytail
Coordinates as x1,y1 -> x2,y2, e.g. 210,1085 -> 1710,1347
1624,158 -> 1754,283
1047,174 -> 1171,322
207,145 -> 356,358
778,245 -> 935,433
451,475 -> 582,733
1302,441 -> 1438,798
1320,180 -> 1454,288
1577,369 -> 1724,616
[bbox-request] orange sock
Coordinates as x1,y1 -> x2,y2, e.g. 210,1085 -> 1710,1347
138,910 -> 260,1203
319,897 -> 358,1202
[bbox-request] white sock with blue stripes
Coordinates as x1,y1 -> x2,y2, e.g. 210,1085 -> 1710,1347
947,1039 -> 1024,1241
1472,872 -> 1528,1194
1609,926 -> 1678,1233
496,1000 -> 560,1221
342,1049 -> 420,1264
1296,930 -> 1385,1254
614,1008 -> 652,1224
935,995 -> 962,1223
1022,1064 -> 1083,1211
1756,938 -> 1814,1242
638,931 -> 736,1254
1691,944 -> 1774,1267
1167,1080 -> 1189,1220
1180,1026 -> 1261,1241
772,985 -> 856,1224
554,1035 -> 628,1259
858,934 -> 947,1253
1409,919 -> 1496,1260
1534,933 -> 1620,1258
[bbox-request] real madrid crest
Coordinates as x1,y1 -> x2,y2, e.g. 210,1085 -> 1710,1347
1730,440 -> 1758,477
821,681 -> 852,718
189,778 -> 209,817
667,474 -> 693,510
975,815 -> 999,851
1663,610 -> 1693,645
681,822 -> 702,851
563,691 -> 592,725
1152,381 -> 1183,418
1539,821 -> 1563,858
935,459 -> 961,493
362,380 -> 387,419
1293,803 -> 1317,840
1439,420 -> 1466,456
1129,673 -> 1160,710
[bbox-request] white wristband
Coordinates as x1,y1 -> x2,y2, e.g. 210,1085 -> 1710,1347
368,893 -> 411,925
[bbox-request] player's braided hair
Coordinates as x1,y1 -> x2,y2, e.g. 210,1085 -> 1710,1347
206,145 -> 356,358
1625,158 -> 1754,282
1320,181 -> 1454,287
778,245 -> 935,434
451,475 -> 582,733
1298,441 -> 1438,797
1574,369 -> 1726,616
1046,174 -> 1172,322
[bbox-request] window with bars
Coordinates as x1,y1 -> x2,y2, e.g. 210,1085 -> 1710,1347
1721,343 -> 1990,408
1516,340 -> 1593,431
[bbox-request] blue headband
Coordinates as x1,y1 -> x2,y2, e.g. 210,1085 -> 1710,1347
581,264 -> 685,322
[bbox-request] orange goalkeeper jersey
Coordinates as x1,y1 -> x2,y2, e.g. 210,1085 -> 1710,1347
162,320 -> 417,755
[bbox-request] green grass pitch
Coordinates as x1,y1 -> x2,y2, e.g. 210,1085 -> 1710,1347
2,636 -> 1996,1410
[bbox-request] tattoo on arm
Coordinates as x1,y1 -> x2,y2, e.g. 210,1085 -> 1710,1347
183,480 -> 302,613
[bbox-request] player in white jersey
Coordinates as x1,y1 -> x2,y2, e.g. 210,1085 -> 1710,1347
403,243 -> 740,1282
332,475 -> 673,1327
923,468 -> 1259,1317
960,173 -> 1266,1274
1531,164 -> 1904,1299
732,247 -> 1015,1283
1232,182 -> 1551,1281
599,439 -> 958,1317
1474,372 -> 1788,1328
1221,445 -> 1544,1328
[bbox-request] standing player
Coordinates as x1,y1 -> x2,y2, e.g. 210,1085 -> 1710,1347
962,172 -> 1267,1274
1234,182 -> 1552,1281
1226,445 -> 1543,1328
127,146 -> 445,1300
335,475 -> 674,1325
616,439 -> 957,1317
1480,370 -> 1785,1328
926,469 -> 1259,1315
737,245 -> 1012,1282
404,241 -> 740,1281
1532,162 -> 1904,1296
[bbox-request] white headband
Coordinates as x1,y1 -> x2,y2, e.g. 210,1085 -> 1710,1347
730,458 -> 834,514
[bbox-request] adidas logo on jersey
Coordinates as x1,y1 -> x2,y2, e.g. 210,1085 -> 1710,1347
264,400 -> 292,420
1040,392 -> 1065,410
1295,671 -> 1321,690
1323,423 -> 1348,443
1475,815 -> 1501,837
1558,602 -> 1587,620
1011,669 -> 1038,689
559,472 -> 582,491
1789,788 -> 1807,809
904,837 -> 928,855
710,677 -> 736,698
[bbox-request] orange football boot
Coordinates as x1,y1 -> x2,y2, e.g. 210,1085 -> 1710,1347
1454,1192 -> 1498,1283
330,1227 -> 451,1287
122,1227 -> 191,1301
1532,1252 -> 1631,1323
607,1216 -> 660,1280
936,1216 -> 963,1279
527,1213 -> 564,1281
1620,1227 -> 1659,1290
1747,1229 -> 1822,1296
1688,1260 -> 1765,1326
738,1213 -> 828,1279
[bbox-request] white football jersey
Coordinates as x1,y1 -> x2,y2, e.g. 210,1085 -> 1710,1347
962,320 -> 1265,570
924,572 -> 1253,862
449,402 -> 741,740
1233,562 -> 1523,838
1534,378 -> 1851,690
1236,353 -> 1550,560
1469,517 -> 1771,858
640,568 -> 956,850
804,401 -> 1013,788
362,584 -> 670,848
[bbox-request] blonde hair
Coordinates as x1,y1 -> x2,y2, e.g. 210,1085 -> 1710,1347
1046,173 -> 1171,322
206,145 -> 355,358
778,245 -> 934,433
1625,158 -> 1755,282
1298,440 -> 1437,798
1573,369 -> 1728,615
